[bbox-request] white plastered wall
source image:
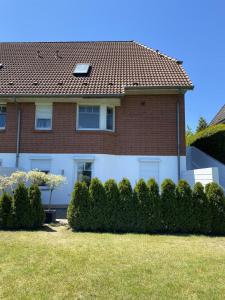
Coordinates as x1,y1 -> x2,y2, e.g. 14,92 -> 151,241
0,153 -> 186,205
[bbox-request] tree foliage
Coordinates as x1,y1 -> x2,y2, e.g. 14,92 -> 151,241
196,117 -> 208,133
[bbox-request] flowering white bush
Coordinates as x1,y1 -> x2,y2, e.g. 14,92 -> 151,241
10,171 -> 27,186
27,170 -> 48,185
0,170 -> 66,208
0,175 -> 13,192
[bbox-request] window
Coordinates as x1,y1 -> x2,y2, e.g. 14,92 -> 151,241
77,104 -> 115,131
73,63 -> 91,76
106,107 -> 114,130
35,104 -> 52,130
0,105 -> 6,129
78,105 -> 100,129
139,161 -> 159,183
77,161 -> 92,186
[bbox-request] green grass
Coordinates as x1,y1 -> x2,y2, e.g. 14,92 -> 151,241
1,226 -> 225,299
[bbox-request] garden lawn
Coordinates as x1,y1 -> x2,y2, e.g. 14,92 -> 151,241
1,226 -> 225,299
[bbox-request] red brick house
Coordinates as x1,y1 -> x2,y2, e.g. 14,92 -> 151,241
0,41 -> 193,205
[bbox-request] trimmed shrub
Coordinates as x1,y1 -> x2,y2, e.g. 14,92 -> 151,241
161,179 -> 176,232
89,178 -> 106,232
67,181 -> 90,231
175,180 -> 194,233
29,184 -> 45,229
147,178 -> 161,232
134,179 -> 151,233
192,182 -> 211,234
104,179 -> 120,232
0,192 -> 14,229
187,124 -> 225,164
13,183 -> 31,229
205,182 -> 225,235
118,178 -> 135,232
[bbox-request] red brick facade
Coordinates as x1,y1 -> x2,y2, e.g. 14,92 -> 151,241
0,94 -> 185,156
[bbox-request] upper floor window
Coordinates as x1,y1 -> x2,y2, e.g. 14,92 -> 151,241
35,104 -> 52,130
78,105 -> 100,129
0,105 -> 6,129
77,104 -> 114,131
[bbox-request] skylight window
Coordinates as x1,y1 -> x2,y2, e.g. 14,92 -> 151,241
73,63 -> 91,76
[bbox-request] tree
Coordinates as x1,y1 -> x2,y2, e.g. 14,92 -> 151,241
118,178 -> 135,232
175,180 -> 194,233
104,179 -> 120,232
205,182 -> 225,235
29,184 -> 45,229
13,183 -> 31,229
89,178 -> 106,232
0,192 -> 13,229
45,174 -> 66,210
147,178 -> 161,232
196,117 -> 208,133
134,179 -> 151,233
192,182 -> 211,234
160,179 -> 177,232
67,181 -> 90,231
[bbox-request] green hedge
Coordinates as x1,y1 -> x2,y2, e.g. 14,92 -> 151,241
0,184 -> 44,230
187,124 -> 225,164
68,178 -> 225,235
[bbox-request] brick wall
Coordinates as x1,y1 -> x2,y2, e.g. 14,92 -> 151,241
0,94 -> 185,155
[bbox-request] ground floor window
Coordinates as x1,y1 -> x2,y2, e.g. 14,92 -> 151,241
139,160 -> 159,183
77,161 -> 92,186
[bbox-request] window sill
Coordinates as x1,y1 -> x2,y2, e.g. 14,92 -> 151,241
76,129 -> 116,133
0,128 -> 6,132
33,129 -> 53,133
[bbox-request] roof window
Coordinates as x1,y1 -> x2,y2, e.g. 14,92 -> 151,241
73,63 -> 91,76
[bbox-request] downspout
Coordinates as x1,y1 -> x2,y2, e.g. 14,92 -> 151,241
15,97 -> 21,169
176,98 -> 181,181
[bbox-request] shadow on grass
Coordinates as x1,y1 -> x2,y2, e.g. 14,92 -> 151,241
70,228 -> 225,238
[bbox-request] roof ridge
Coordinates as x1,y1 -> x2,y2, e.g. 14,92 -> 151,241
0,40 -> 134,44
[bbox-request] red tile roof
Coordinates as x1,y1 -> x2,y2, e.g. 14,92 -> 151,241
0,41 -> 193,96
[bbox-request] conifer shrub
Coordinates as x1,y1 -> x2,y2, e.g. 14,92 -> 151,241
118,178 -> 135,232
147,178 -> 161,232
67,181 -> 90,231
104,179 -> 120,232
205,182 -> 225,235
29,184 -> 45,229
160,179 -> 177,232
175,180 -> 194,233
192,182 -> 211,234
134,179 -> 151,233
0,192 -> 14,229
13,183 -> 32,229
89,178 -> 106,232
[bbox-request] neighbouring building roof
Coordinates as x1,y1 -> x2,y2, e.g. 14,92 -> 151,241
210,104 -> 225,125
0,41 -> 193,96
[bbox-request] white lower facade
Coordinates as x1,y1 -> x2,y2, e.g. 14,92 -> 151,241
0,153 -> 186,205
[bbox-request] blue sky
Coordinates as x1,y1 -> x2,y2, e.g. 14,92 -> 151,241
1,0 -> 225,130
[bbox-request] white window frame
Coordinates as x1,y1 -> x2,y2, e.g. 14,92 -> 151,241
76,104 -> 115,131
35,103 -> 52,130
0,104 -> 7,130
